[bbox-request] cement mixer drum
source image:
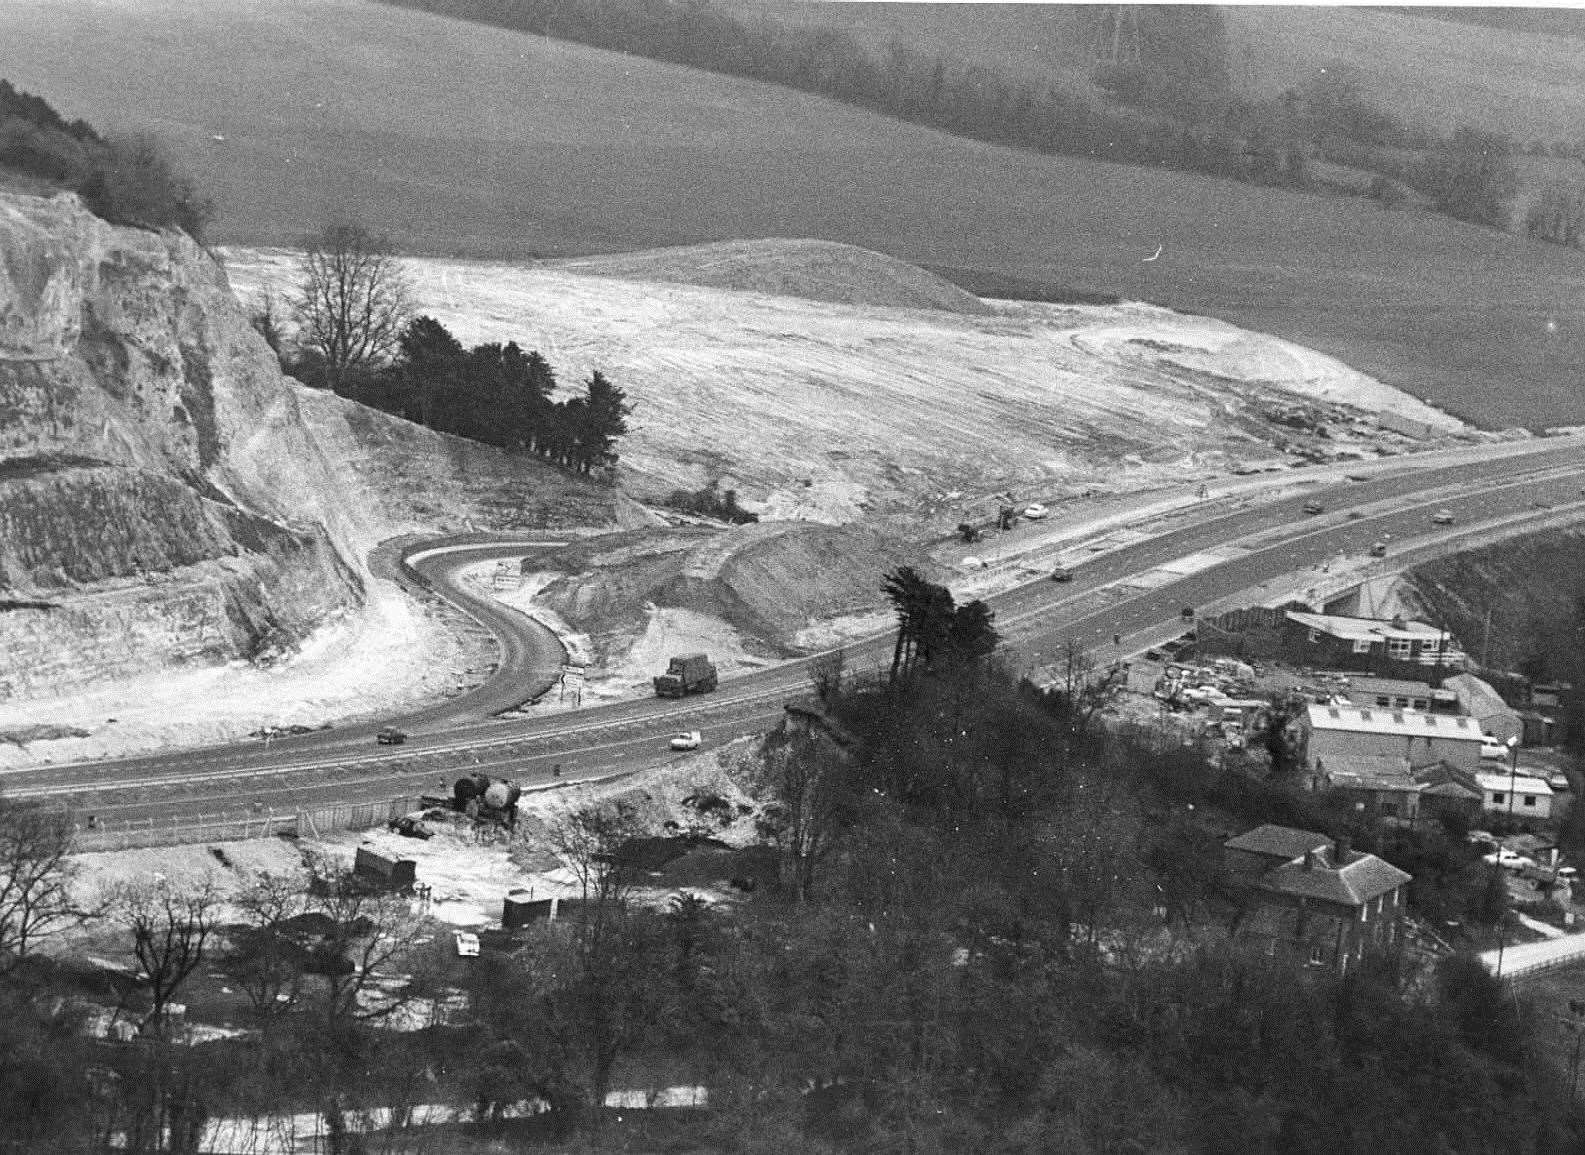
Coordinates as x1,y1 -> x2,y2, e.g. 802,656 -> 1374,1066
483,782 -> 512,810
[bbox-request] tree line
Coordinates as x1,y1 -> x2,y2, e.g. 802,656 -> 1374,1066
0,78 -> 212,240
258,223 -> 632,476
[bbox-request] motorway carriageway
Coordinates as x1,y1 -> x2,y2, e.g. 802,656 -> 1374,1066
21,436 -> 1585,823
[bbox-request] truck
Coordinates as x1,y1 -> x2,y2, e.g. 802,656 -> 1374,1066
654,653 -> 718,698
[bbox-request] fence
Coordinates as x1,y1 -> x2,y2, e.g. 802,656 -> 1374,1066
70,796 -> 425,853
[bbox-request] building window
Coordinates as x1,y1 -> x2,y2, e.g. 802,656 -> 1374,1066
1382,801 -> 1398,817
1388,638 -> 1412,658
1353,639 -> 1371,654
1309,628 -> 1320,643
1492,793 -> 1506,806
1524,795 -> 1537,808
1375,696 -> 1390,707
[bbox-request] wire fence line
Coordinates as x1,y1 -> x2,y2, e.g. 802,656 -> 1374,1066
67,796 -> 426,853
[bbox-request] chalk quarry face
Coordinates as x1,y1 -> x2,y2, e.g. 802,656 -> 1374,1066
0,192 -> 367,701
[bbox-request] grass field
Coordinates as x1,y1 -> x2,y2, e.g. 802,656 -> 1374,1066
1226,7 -> 1585,143
5,0 -> 1585,430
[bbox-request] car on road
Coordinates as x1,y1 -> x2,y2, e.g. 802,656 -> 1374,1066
1370,541 -> 1388,557
1302,501 -> 1324,515
1482,848 -> 1536,871
376,727 -> 407,746
1050,566 -> 1074,582
454,932 -> 481,958
1022,503 -> 1049,520
1431,510 -> 1455,526
669,730 -> 703,751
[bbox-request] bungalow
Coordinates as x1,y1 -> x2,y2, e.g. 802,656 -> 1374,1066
1473,770 -> 1554,822
1306,703 -> 1485,775
1283,611 -> 1463,673
1340,676 -> 1459,715
1225,825 -> 1411,973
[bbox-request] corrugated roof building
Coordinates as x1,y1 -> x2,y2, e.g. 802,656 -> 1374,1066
1306,703 -> 1484,775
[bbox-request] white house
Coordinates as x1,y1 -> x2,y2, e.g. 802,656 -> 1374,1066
1473,771 -> 1554,821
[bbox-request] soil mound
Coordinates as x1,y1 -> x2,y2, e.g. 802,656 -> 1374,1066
552,239 -> 991,315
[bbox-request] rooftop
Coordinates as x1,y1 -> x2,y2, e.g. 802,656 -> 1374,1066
1308,704 -> 1480,739
1287,610 -> 1447,643
1224,824 -> 1332,861
1344,676 -> 1458,702
1473,772 -> 1553,797
1443,673 -> 1514,718
1259,849 -> 1412,907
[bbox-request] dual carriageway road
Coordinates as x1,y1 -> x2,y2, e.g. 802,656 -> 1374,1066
19,435 -> 1585,829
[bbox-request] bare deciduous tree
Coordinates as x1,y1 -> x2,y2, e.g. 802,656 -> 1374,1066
757,733 -> 848,902
222,870 -> 309,1021
0,801 -> 88,971
293,222 -> 412,391
115,878 -> 222,1036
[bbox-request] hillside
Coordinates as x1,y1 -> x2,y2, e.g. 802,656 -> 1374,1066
1226,6 -> 1585,142
224,242 -> 1467,528
0,190 -> 634,758
4,0 -> 1584,430
552,239 -> 990,314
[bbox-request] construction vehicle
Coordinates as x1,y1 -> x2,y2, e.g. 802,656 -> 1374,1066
654,653 -> 718,698
450,774 -> 522,826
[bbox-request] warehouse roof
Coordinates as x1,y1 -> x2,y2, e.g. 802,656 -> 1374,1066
1307,704 -> 1480,739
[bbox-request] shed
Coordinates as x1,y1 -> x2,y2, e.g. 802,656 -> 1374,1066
502,890 -> 559,929
353,846 -> 417,890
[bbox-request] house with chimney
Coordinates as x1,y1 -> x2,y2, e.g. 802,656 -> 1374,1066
1225,824 -> 1411,972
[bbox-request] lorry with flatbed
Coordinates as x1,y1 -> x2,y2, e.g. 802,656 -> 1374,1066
654,653 -> 719,698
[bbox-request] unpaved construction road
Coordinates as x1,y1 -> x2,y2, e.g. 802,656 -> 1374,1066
24,435 -> 1585,833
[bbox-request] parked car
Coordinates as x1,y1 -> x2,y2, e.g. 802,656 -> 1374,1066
1050,566 -> 1074,582
1302,500 -> 1324,515
1480,737 -> 1510,760
1482,848 -> 1536,871
1466,830 -> 1497,847
376,727 -> 407,746
1022,503 -> 1049,520
669,730 -> 703,751
387,815 -> 433,840
1550,771 -> 1572,791
1431,510 -> 1455,526
454,932 -> 481,958
1521,862 -> 1578,885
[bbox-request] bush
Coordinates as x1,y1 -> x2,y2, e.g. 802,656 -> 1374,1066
664,483 -> 759,524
